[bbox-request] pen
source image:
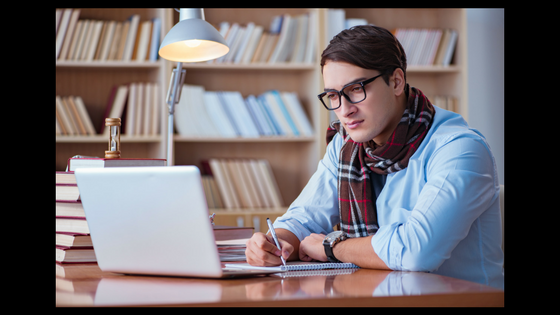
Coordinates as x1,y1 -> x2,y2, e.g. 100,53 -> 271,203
266,218 -> 286,266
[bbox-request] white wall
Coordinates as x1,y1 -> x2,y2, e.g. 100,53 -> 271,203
466,9 -> 504,185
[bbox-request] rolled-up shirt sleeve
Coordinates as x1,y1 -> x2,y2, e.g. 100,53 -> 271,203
273,134 -> 342,240
371,135 -> 497,272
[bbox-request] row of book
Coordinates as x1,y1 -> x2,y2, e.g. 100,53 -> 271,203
210,11 -> 318,64
202,159 -> 283,210
56,8 -> 161,62
176,85 -> 314,138
394,28 -> 458,66
101,83 -> 161,136
434,95 -> 459,113
56,96 -> 96,136
56,157 -> 256,264
323,9 -> 458,67
56,82 -> 161,137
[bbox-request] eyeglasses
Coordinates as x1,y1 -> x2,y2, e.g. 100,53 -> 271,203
318,74 -> 383,110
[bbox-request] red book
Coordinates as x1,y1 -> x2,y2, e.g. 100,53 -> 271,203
56,199 -> 85,218
67,157 -> 166,171
56,232 -> 93,248
56,171 -> 76,184
56,183 -> 80,201
99,85 -> 118,134
56,245 -> 96,263
213,225 -> 253,241
56,217 -> 89,234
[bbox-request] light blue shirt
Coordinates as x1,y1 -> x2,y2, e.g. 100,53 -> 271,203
273,106 -> 504,289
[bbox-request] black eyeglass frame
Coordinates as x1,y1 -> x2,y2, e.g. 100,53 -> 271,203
317,73 -> 383,111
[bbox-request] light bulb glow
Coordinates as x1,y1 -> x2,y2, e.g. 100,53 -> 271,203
185,40 -> 201,47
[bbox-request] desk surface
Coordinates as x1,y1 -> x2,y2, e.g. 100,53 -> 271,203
56,263 -> 504,307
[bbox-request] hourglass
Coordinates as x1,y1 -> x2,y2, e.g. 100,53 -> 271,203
105,118 -> 121,159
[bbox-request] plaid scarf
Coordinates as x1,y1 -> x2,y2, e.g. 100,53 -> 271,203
326,86 -> 435,237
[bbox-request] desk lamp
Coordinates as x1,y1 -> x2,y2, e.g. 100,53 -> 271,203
158,8 -> 229,165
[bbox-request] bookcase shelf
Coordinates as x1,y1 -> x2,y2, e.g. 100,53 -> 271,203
407,65 -> 461,73
56,60 -> 162,68
56,8 -> 468,230
173,135 -> 315,143
182,62 -> 315,71
56,135 -> 162,143
212,208 -> 288,233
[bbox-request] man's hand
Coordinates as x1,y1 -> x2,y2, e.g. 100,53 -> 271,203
299,233 -> 391,270
299,233 -> 327,262
245,232 -> 294,266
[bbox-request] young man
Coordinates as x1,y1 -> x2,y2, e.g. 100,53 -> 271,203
245,25 -> 504,289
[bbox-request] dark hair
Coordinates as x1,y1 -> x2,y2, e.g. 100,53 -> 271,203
321,25 -> 407,86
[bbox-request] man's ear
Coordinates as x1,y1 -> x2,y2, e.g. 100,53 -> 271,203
392,68 -> 406,97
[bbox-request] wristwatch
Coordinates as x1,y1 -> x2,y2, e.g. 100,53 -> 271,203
323,231 -> 347,263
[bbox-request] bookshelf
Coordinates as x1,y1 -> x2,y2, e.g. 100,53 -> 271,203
56,8 -> 468,232
171,9 -> 322,231
56,8 -> 172,172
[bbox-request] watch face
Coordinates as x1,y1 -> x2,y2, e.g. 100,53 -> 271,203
326,231 -> 343,242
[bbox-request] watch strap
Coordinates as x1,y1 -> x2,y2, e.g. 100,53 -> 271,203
324,241 -> 341,263
323,235 -> 341,263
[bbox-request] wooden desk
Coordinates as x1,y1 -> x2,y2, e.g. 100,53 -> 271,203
56,263 -> 503,307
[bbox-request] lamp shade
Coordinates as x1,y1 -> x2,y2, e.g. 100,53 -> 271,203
158,18 -> 229,62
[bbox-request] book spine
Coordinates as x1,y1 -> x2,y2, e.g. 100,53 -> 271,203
56,12 -> 159,63
210,12 -> 316,64
394,27 -> 457,66
173,84 -> 312,139
204,158 -> 283,210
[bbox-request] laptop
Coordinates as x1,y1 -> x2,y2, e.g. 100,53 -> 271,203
74,165 -> 279,278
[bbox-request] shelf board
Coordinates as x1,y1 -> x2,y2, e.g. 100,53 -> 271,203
56,60 -> 162,68
57,135 -> 314,143
211,207 -> 288,214
173,135 -> 316,142
56,135 -> 162,143
56,60 -> 456,72
180,62 -> 316,71
407,65 -> 461,73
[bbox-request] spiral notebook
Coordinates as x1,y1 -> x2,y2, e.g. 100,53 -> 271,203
225,261 -> 359,272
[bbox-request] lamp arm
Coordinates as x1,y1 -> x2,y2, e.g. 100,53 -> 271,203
166,62 -> 186,115
165,62 -> 186,165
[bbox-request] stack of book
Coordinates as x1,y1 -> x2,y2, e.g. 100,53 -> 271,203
56,157 -> 167,264
56,171 -> 96,264
202,158 -> 283,210
213,226 -> 253,262
393,28 -> 458,66
175,85 -> 314,138
210,11 -> 318,64
56,9 -> 161,62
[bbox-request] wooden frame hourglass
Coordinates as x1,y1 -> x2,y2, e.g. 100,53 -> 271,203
105,118 -> 121,159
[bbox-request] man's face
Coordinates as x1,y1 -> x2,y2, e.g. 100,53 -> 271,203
322,61 -> 404,145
